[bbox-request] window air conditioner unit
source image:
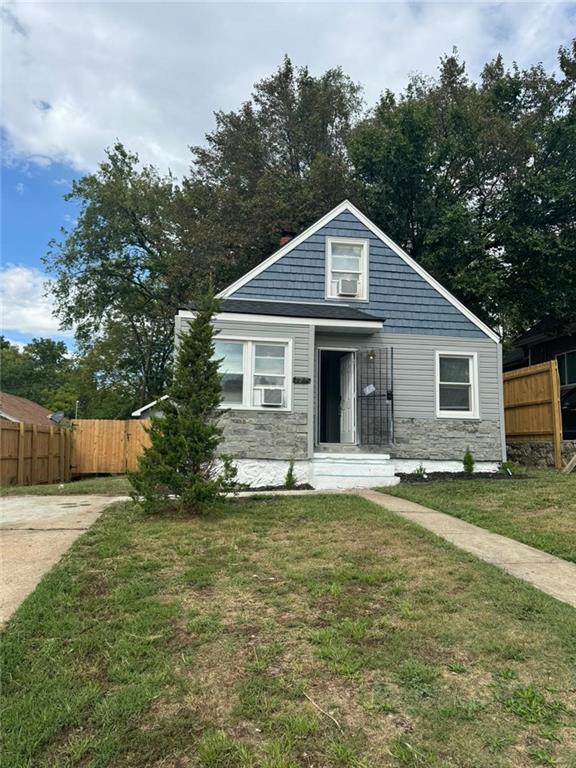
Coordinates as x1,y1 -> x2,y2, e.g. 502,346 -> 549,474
338,277 -> 359,297
262,388 -> 284,407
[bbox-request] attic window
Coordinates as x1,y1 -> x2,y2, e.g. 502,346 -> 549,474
326,237 -> 368,300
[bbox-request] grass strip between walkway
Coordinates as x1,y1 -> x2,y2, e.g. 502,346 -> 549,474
382,470 -> 576,563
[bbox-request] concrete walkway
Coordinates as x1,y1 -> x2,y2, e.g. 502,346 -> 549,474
360,489 -> 576,609
0,495 -> 126,624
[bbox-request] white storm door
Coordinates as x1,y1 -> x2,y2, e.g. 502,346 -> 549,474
339,352 -> 356,444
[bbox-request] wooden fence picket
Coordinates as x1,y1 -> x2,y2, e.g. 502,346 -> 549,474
0,421 -> 72,487
503,360 -> 564,469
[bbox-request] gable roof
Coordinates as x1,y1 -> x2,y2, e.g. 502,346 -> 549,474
0,392 -> 54,426
217,200 -> 499,343
514,317 -> 576,348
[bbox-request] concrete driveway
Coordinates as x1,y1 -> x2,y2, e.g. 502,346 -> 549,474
0,495 -> 127,624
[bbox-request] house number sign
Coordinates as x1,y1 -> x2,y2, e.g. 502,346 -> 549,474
293,376 -> 311,385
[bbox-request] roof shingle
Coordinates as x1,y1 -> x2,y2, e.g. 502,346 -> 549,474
183,298 -> 383,323
0,392 -> 54,426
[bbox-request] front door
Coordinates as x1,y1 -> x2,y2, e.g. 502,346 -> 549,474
339,352 -> 356,444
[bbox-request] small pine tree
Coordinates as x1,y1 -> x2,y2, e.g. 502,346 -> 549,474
463,446 -> 475,476
284,458 -> 297,490
129,291 -> 237,514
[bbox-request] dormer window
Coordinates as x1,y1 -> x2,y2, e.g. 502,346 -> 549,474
326,237 -> 369,300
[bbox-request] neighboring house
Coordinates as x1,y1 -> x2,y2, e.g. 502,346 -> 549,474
131,395 -> 169,420
0,392 -> 55,426
176,201 -> 506,489
503,317 -> 576,442
503,317 -> 576,389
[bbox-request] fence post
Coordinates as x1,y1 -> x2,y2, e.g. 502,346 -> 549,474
58,429 -> 64,482
31,424 -> 38,484
17,422 -> 25,485
124,420 -> 130,474
65,429 -> 71,481
48,425 -> 54,483
550,360 -> 563,469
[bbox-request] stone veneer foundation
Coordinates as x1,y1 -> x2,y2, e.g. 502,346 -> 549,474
391,418 -> 504,462
507,440 -> 576,468
218,412 -> 505,487
219,411 -> 309,460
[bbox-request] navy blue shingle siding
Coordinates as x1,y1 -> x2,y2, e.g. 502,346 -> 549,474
233,211 -> 486,338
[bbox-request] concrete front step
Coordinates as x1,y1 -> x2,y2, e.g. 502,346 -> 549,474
315,443 -> 394,454
311,453 -> 398,490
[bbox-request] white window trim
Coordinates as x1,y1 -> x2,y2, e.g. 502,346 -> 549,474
215,335 -> 293,412
556,349 -> 576,387
325,236 -> 369,302
435,351 -> 479,420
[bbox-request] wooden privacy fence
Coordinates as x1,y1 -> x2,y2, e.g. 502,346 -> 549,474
503,361 -> 563,468
0,421 -> 72,487
71,419 -> 151,475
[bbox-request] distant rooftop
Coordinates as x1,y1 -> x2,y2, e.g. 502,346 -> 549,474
0,392 -> 54,426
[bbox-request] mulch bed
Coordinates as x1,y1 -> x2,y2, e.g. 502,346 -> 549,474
397,471 -> 530,483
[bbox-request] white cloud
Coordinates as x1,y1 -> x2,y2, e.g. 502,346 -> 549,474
0,264 -> 72,337
15,182 -> 24,194
2,2 -> 573,177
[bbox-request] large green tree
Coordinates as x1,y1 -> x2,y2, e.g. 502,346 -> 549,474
45,46 -> 575,423
44,143 -> 190,406
349,44 -> 576,335
183,56 -> 363,288
45,58 -> 364,408
0,337 -> 71,407
498,43 -> 576,332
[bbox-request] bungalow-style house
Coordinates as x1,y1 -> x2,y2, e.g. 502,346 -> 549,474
176,201 -> 506,489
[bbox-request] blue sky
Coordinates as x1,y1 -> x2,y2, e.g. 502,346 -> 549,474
2,1 -> 575,348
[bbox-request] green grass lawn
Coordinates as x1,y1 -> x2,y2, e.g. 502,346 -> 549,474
0,475 -> 131,497
2,495 -> 575,768
382,470 -> 576,563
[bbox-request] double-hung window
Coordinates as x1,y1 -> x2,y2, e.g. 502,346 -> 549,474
436,352 -> 479,419
252,343 -> 287,406
557,350 -> 576,387
214,339 -> 290,409
326,237 -> 368,300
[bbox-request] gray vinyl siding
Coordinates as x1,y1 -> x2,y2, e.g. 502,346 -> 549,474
315,330 -> 504,461
315,331 -> 502,422
177,315 -> 313,460
233,210 -> 487,339
179,316 -> 312,414
175,314 -> 503,460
